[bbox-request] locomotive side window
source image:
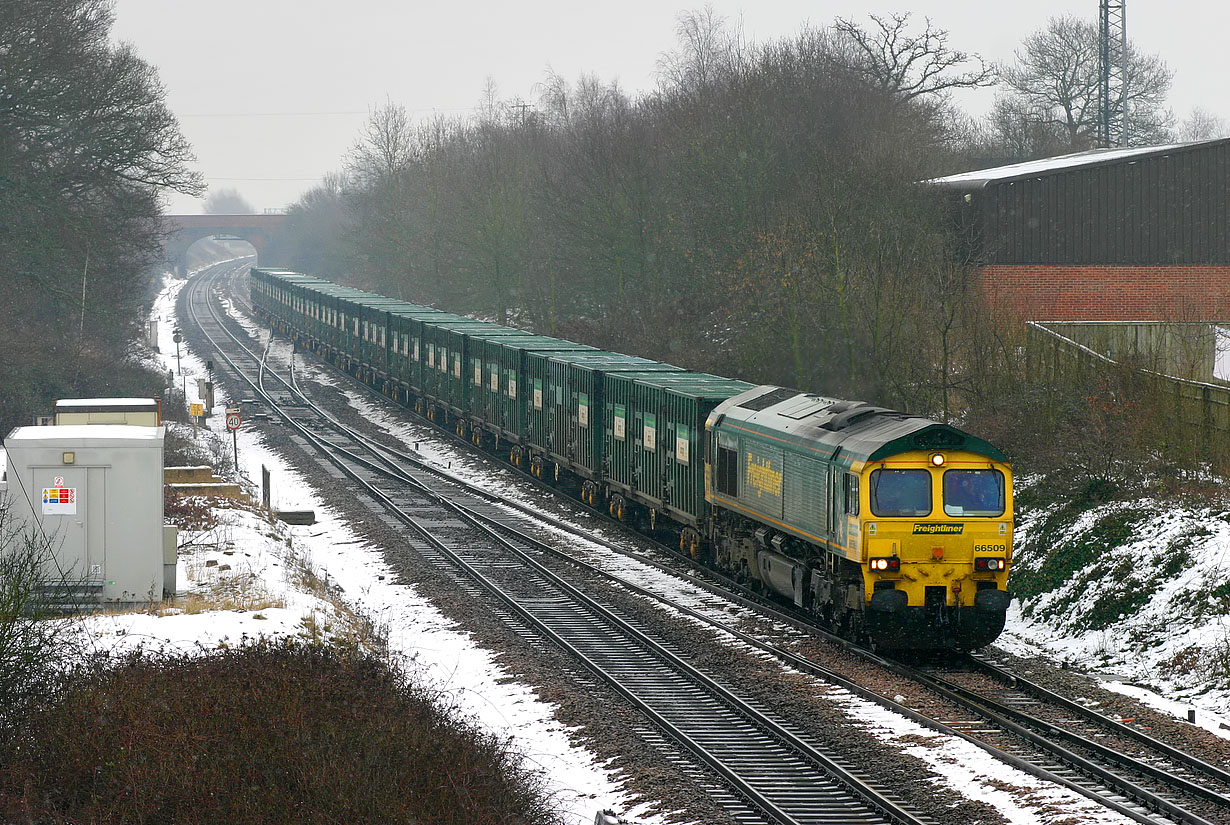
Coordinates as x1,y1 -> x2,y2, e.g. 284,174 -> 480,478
943,469 -> 1005,517
870,469 -> 931,517
715,433 -> 739,496
844,473 -> 859,515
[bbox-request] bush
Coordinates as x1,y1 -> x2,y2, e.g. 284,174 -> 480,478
0,640 -> 562,825
0,497 -> 79,745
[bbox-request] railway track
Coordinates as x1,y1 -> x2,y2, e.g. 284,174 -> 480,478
184,262 -> 934,825
893,653 -> 1230,825
188,261 -> 1230,825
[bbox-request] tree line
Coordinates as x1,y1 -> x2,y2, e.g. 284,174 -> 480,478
0,0 -> 199,434
265,10 -> 1218,487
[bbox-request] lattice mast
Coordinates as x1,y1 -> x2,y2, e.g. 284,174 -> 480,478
1098,0 -> 1128,147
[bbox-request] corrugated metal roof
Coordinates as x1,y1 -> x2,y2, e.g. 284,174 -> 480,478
928,139 -> 1229,189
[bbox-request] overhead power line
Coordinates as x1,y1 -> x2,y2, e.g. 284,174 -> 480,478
180,106 -> 479,118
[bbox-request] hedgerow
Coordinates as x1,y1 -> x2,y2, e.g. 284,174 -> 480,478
0,640 -> 563,825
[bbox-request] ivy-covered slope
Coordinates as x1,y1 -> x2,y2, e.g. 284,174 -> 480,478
1004,489 -> 1230,716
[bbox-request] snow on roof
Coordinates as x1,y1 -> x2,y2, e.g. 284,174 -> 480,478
928,142 -> 1197,188
6,424 -> 164,442
55,397 -> 158,408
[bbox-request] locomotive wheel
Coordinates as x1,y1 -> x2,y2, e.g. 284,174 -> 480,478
456,420 -> 468,439
580,480 -> 599,507
609,494 -> 626,521
530,455 -> 544,479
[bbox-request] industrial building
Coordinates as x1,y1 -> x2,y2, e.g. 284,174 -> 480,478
931,137 -> 1230,323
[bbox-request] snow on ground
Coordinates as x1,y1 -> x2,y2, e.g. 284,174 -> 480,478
1000,497 -> 1230,739
83,265 -> 1209,824
81,268 -> 664,825
829,691 -> 1137,825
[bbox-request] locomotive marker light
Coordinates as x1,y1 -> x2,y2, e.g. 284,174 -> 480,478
975,558 -> 1006,571
870,557 -> 900,572
930,453 -> 945,466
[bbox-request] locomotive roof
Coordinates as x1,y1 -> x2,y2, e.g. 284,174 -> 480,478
710,386 -> 1007,463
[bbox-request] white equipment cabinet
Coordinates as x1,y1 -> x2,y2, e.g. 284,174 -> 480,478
2,425 -> 166,604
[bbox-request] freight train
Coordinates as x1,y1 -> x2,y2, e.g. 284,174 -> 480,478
250,267 -> 1013,650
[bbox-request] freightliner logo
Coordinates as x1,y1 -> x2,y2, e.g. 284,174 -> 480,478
912,523 -> 964,535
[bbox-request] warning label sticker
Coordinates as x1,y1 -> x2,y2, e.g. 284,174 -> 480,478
42,487 -> 77,515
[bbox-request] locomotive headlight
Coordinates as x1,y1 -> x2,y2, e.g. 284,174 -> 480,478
975,558 -> 1006,572
870,557 -> 901,572
930,453 -> 945,467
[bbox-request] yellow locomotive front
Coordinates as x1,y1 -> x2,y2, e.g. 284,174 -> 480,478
858,449 -> 1013,650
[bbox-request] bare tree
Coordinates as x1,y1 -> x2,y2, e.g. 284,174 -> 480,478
656,5 -> 748,94
0,0 -> 201,434
1178,107 -> 1229,141
347,101 -> 414,187
830,13 -> 996,102
202,187 -> 254,214
999,15 -> 1173,150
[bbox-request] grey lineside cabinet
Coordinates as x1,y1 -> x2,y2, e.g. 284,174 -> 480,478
1,424 -> 168,604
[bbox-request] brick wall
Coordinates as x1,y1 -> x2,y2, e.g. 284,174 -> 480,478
980,264 -> 1230,322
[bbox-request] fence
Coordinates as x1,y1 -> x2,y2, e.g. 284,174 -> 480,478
1036,321 -> 1223,382
1025,322 -> 1230,468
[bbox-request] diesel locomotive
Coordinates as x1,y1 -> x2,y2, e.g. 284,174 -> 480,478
250,267 -> 1013,650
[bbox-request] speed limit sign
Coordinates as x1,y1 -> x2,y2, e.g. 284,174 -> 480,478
225,409 -> 242,431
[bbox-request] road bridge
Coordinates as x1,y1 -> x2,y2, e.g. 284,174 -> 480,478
162,213 -> 287,275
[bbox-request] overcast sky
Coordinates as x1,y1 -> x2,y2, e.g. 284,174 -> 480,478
110,0 -> 1230,215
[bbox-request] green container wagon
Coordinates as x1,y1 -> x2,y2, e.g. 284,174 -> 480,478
310,284 -> 367,354
332,288 -> 385,365
353,298 -> 410,378
422,321 -> 521,415
604,373 -> 754,526
525,352 -> 682,478
264,271 -> 321,329
389,306 -> 459,394
471,335 -> 597,439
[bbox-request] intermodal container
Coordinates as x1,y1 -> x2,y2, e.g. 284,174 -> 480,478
604,373 -> 754,525
472,335 -> 597,439
525,352 -> 682,478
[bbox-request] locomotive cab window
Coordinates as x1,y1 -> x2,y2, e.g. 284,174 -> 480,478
870,469 -> 931,517
943,469 -> 1005,517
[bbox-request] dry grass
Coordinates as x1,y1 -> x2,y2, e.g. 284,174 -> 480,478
284,539 -> 389,655
164,572 -> 284,615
